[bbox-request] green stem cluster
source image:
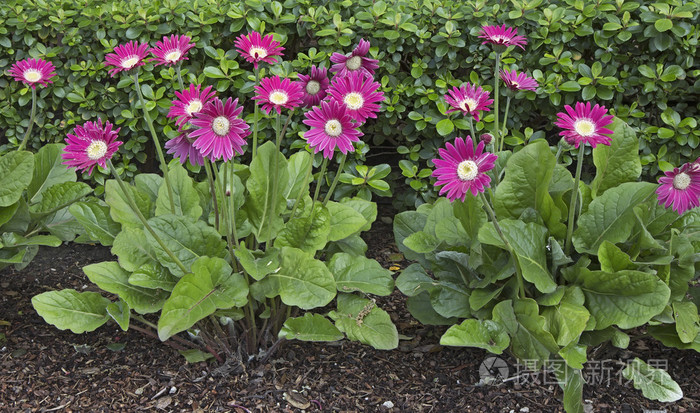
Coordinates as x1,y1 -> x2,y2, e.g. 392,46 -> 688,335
493,52 -> 501,152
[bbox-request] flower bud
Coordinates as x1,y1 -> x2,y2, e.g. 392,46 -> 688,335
225,189 -> 231,197
480,133 -> 493,145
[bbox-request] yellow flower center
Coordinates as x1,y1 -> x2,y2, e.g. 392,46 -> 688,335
165,50 -> 182,62
23,69 -> 42,83
573,119 -> 595,137
344,92 -> 364,110
673,172 -> 691,190
346,56 -> 362,71
269,90 -> 289,105
212,116 -> 230,136
86,140 -> 108,161
120,56 -> 140,69
185,99 -> 203,116
511,80 -> 520,88
249,46 -> 268,59
324,119 -> 342,137
459,98 -> 477,112
306,80 -> 321,95
457,160 -> 478,181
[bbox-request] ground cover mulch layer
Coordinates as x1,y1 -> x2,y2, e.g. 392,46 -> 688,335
1,208 -> 699,412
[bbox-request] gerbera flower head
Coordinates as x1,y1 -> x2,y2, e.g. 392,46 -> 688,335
444,83 -> 493,122
478,24 -> 527,50
554,102 -> 614,149
165,133 -> 204,167
253,75 -> 304,115
297,65 -> 330,107
327,71 -> 385,123
104,41 -> 150,77
188,97 -> 250,162
500,69 -> 538,92
167,84 -> 217,128
151,34 -> 195,66
432,136 -> 497,202
62,119 -> 122,175
8,58 -> 56,88
302,99 -> 364,159
330,38 -> 380,78
234,31 -> 284,69
656,162 -> 700,215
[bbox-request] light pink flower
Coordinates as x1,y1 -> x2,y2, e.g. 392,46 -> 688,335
303,100 -> 363,159
444,83 -> 493,122
297,65 -> 330,108
8,58 -> 56,88
189,97 -> 250,162
327,71 -> 384,123
478,25 -> 527,50
104,41 -> 150,77
554,102 -> 614,149
62,119 -> 122,175
500,69 -> 538,92
253,75 -> 304,115
234,31 -> 284,69
151,34 -> 195,66
167,84 -> 217,128
330,38 -> 379,78
656,162 -> 700,215
432,136 -> 497,202
165,133 -> 204,167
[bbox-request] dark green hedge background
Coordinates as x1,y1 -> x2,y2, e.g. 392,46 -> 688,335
1,0 -> 698,205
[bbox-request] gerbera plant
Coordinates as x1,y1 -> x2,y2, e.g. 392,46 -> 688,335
8,57 -> 56,151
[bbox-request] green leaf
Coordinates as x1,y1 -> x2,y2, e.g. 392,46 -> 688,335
29,182 -> 91,215
0,202 -> 19,227
559,80 -> 581,92
340,197 -> 376,233
541,299 -> 590,346
393,211 -> 428,261
329,294 -> 398,350
440,319 -> 510,354
326,201 -> 367,241
557,365 -> 585,413
105,179 -> 153,228
558,344 -> 587,369
244,141 -> 288,242
69,200 -> 121,246
146,214 -> 227,277
203,66 -> 226,78
179,349 -> 214,363
0,151 -> 34,207
403,230 -> 439,253
234,243 -> 280,281
654,18 -> 673,32
31,290 -> 110,334
597,241 -> 634,272
622,358 -> 682,402
573,182 -> 657,254
111,227 -> 157,272
275,203 -> 330,253
453,195 -> 487,241
396,263 -> 434,297
284,151 -> 312,201
155,162 -> 203,220
83,261 -> 168,314
106,300 -> 130,331
27,144 -> 76,203
647,324 -> 700,352
591,118 -> 641,196
158,257 -> 248,341
436,119 -> 454,136
271,247 -> 336,309
328,253 -> 394,296
673,301 -> 699,344
279,313 -> 344,342
128,263 -> 178,291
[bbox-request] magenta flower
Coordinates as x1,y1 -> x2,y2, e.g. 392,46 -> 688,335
554,102 -> 614,149
189,97 -> 250,162
297,65 -> 330,108
253,76 -> 304,115
500,69 -> 538,92
478,25 -> 527,50
151,34 -> 195,66
167,84 -> 217,128
656,162 -> 700,215
330,38 -> 379,78
62,119 -> 122,175
165,133 -> 204,167
432,136 -> 497,202
444,83 -> 493,122
234,31 -> 284,69
303,100 -> 363,159
8,58 -> 56,89
104,41 -> 150,77
327,71 -> 385,123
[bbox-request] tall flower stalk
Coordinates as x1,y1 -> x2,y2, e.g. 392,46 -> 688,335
18,88 -> 37,152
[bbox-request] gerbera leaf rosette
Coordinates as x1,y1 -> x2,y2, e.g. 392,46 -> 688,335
303,100 -> 363,159
327,71 -> 385,123
104,41 -> 150,77
431,136 -> 497,202
554,102 -> 614,148
62,119 -> 122,175
330,38 -> 379,78
151,34 -> 195,66
297,65 -> 330,108
656,161 -> 700,214
478,24 -> 527,50
8,58 -> 56,88
253,76 -> 304,115
234,31 -> 284,69
189,97 -> 250,162
167,84 -> 217,128
500,69 -> 538,92
444,83 -> 493,122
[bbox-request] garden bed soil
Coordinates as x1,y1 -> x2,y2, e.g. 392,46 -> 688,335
1,209 -> 699,412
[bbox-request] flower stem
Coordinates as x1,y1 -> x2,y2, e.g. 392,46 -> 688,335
469,117 -> 476,144
17,87 -> 37,151
493,52 -> 501,154
479,192 -> 526,299
133,72 -> 176,214
564,146 -> 586,256
175,63 -> 185,90
252,67 -> 260,159
204,160 -> 220,231
228,160 -> 240,248
500,95 -> 511,152
324,153 -> 347,206
107,160 -> 188,274
312,158 -> 329,206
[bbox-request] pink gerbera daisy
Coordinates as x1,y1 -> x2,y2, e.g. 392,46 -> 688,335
189,97 -> 250,162
444,83 -> 493,122
554,102 -> 614,149
167,84 -> 217,128
297,65 -> 330,107
330,38 -> 380,78
303,100 -> 364,159
8,58 -> 56,88
478,24 -> 527,50
656,162 -> 700,215
234,31 -> 284,69
327,71 -> 385,123
500,69 -> 538,92
253,75 -> 304,115
151,34 -> 195,66
165,133 -> 204,167
104,41 -> 150,77
62,119 -> 122,175
432,136 -> 497,202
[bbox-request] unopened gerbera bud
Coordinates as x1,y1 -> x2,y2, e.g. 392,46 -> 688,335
225,189 -> 231,197
480,133 -> 493,145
